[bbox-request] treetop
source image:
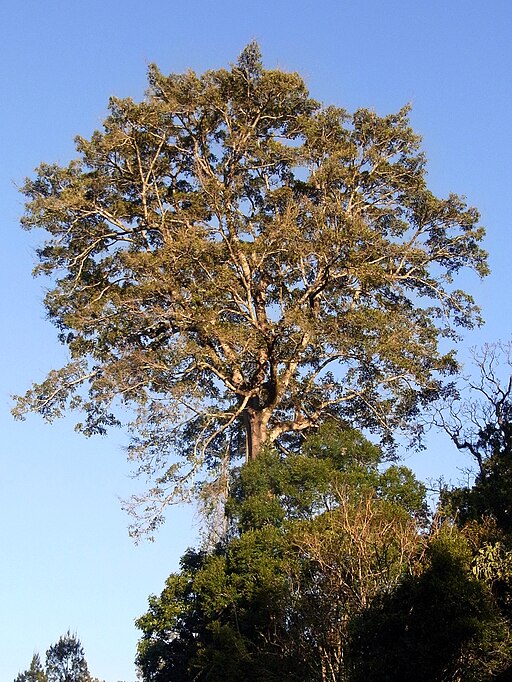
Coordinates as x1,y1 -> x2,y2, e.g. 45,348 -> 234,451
14,44 -> 488,536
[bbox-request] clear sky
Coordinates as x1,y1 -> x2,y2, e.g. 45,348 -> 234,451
1,1 -> 511,680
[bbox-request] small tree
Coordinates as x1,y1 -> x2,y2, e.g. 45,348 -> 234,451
14,44 -> 487,533
14,654 -> 47,682
288,488 -> 422,680
45,632 -> 91,682
15,635 -> 95,682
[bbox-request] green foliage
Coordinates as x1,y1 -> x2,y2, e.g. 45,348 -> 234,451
14,43 -> 487,535
15,635 -> 94,682
45,632 -> 91,682
135,550 -> 211,682
136,423 -> 512,680
137,530 -> 299,681
136,427 -> 427,681
350,526 -> 511,681
14,654 -> 47,682
227,423 -> 428,532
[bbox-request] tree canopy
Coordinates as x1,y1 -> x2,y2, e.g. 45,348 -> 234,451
14,43 -> 487,533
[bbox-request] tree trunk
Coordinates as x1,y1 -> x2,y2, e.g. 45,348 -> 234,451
243,400 -> 268,462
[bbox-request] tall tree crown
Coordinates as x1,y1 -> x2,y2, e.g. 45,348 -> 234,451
14,44 -> 488,534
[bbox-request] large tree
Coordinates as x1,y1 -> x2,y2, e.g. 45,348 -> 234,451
14,44 -> 487,531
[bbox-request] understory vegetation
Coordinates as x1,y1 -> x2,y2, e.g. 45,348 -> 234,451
135,413 -> 512,681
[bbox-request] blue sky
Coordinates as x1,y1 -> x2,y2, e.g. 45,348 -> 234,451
1,1 -> 511,680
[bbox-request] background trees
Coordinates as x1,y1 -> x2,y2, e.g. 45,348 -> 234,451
14,44 -> 487,535
14,655 -> 47,682
441,341 -> 512,534
14,633 -> 98,682
436,342 -> 512,679
45,633 -> 91,682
